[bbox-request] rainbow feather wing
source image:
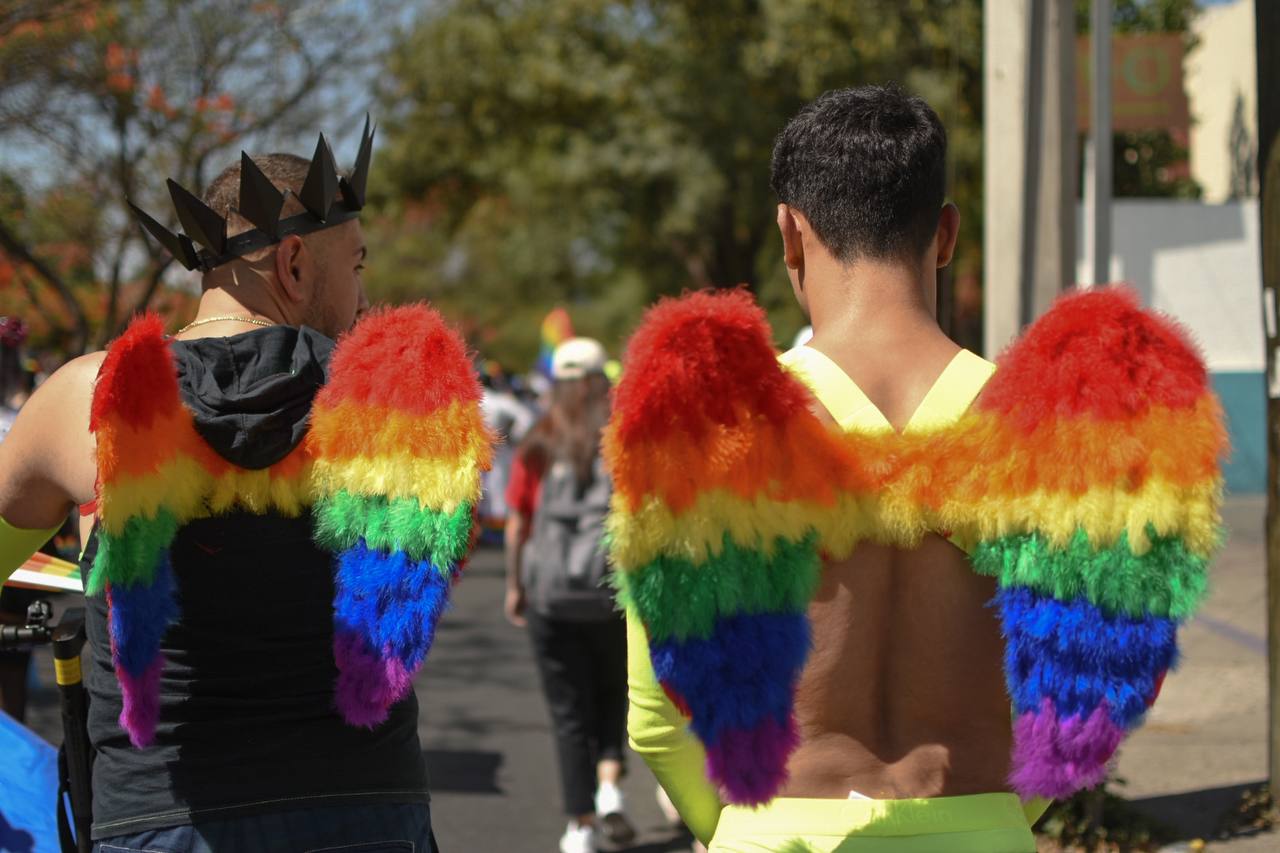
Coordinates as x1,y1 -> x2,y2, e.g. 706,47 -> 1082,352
963,288 -> 1226,798
90,314 -> 193,748
605,291 -> 856,805
310,305 -> 490,728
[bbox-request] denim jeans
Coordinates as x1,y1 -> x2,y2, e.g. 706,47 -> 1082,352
92,802 -> 437,853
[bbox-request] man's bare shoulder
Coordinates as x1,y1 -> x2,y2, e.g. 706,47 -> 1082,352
47,351 -> 106,400
0,351 -> 105,524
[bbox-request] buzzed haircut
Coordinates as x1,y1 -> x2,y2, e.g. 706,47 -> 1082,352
770,84 -> 948,264
202,153 -> 311,236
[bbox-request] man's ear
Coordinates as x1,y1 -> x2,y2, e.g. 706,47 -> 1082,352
935,203 -> 960,269
776,204 -> 805,271
274,235 -> 308,304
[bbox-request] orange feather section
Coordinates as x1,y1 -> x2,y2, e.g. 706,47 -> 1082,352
308,399 -> 490,463
605,404 -> 867,515
95,406 -> 217,482
610,393 -> 1223,515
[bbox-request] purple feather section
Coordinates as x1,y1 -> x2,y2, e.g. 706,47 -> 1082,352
704,714 -> 800,806
1010,698 -> 1125,799
117,659 -> 164,748
333,630 -> 413,728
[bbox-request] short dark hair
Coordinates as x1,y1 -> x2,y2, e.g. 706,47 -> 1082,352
202,153 -> 311,236
770,84 -> 947,264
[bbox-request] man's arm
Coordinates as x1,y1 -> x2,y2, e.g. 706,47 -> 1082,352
0,353 -> 102,582
625,608 -> 724,845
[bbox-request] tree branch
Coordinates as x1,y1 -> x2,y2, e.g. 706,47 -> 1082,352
0,218 -> 89,354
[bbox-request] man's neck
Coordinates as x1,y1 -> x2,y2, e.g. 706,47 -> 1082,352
806,259 -> 943,356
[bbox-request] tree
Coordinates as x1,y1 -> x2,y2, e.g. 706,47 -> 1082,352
1076,0 -> 1202,199
0,0 -> 388,353
372,0 -> 984,367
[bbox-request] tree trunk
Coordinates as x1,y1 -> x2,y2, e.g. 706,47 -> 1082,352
1256,0 -> 1280,806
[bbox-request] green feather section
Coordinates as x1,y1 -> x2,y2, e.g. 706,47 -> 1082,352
313,490 -> 473,570
614,532 -> 820,643
88,509 -> 180,595
970,526 -> 1212,620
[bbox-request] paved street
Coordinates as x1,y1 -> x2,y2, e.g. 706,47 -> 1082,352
19,497 -> 1275,851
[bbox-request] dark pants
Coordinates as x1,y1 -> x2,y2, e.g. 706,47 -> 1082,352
527,612 -> 627,817
92,802 -> 437,853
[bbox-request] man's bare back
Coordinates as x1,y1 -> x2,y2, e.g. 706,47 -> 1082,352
781,334 -> 1012,801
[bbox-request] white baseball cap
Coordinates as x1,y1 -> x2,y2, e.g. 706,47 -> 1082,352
551,337 -> 607,380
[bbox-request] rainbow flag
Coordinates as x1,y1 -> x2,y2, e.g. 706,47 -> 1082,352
537,307 -> 574,377
5,552 -> 82,593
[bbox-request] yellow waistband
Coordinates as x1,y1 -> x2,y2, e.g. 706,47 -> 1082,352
711,793 -> 1036,852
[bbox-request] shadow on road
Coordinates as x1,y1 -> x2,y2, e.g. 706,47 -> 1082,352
1128,780 -> 1269,842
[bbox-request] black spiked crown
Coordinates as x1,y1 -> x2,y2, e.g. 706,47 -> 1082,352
128,115 -> 376,272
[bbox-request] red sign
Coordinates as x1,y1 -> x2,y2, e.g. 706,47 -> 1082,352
1077,34 -> 1190,134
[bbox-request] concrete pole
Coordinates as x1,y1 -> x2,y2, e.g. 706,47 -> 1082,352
984,0 -> 1076,356
1084,0 -> 1113,286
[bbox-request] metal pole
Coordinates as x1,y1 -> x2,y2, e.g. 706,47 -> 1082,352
1256,0 -> 1280,806
1087,0 -> 1113,286
1018,0 -> 1046,326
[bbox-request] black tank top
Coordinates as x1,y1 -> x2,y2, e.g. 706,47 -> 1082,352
84,328 -> 428,839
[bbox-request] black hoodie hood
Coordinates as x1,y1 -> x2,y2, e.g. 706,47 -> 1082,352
171,325 -> 334,470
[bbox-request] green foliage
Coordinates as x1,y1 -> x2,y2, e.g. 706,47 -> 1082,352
0,0 -> 388,354
1075,0 -> 1199,36
372,0 -> 983,367
1112,130 -> 1201,199
1036,780 -> 1171,851
1075,0 -> 1203,200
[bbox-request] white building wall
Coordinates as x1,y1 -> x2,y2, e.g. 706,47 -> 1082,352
1186,0 -> 1258,202
1076,199 -> 1263,371
1073,198 -> 1265,491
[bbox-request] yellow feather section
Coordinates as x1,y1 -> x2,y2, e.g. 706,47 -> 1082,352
310,453 -> 485,512
97,456 -> 214,533
607,490 -> 886,571
939,476 -> 1222,557
206,463 -> 315,517
607,475 -> 1222,569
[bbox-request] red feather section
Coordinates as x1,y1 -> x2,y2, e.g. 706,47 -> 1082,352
978,287 -> 1208,431
90,313 -> 180,432
316,304 -> 481,416
611,290 -> 812,444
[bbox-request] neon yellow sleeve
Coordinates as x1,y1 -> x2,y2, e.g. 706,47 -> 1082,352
1022,796 -> 1052,826
0,515 -> 60,586
626,607 -> 724,844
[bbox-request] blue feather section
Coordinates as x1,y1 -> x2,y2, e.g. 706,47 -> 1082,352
998,587 -> 1178,727
108,553 -> 179,677
649,610 -> 810,745
333,540 -> 451,671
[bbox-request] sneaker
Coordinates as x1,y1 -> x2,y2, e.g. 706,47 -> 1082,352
595,783 -> 637,845
559,821 -> 597,853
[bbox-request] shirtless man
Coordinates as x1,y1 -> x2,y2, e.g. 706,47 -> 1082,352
607,85 -> 1221,851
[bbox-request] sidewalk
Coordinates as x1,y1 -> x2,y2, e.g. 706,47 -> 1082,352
1115,495 -> 1274,851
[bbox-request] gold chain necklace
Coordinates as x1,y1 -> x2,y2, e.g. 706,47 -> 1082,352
176,315 -> 277,335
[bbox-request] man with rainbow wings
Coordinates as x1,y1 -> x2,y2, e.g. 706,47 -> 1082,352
606,86 -> 1226,852
0,118 -> 491,850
